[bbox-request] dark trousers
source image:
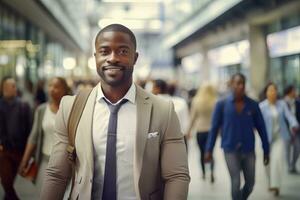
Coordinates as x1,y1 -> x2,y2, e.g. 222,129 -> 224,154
224,152 -> 256,200
0,149 -> 22,200
196,132 -> 214,176
287,135 -> 300,171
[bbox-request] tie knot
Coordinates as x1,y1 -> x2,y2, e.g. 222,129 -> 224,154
105,98 -> 128,114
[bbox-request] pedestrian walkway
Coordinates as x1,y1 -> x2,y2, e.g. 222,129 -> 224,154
1,136 -> 300,200
187,135 -> 300,200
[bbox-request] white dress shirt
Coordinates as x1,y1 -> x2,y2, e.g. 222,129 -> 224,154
92,83 -> 137,200
42,104 -> 56,156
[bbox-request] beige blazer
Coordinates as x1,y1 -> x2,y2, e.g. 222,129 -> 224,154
40,85 -> 190,200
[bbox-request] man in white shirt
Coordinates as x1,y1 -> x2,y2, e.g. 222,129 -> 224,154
152,79 -> 190,135
41,24 -> 190,200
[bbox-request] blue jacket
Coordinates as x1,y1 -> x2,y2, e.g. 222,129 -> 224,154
259,99 -> 298,143
206,94 -> 269,155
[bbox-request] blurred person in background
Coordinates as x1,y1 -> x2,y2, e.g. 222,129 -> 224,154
21,80 -> 35,109
259,83 -> 299,196
152,79 -> 190,138
205,73 -> 270,200
186,83 -> 217,183
19,77 -> 71,193
284,85 -> 300,173
0,76 -> 32,200
34,79 -> 47,108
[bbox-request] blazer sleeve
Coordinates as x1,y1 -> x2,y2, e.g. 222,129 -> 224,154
161,101 -> 190,200
27,105 -> 43,145
40,96 -> 73,200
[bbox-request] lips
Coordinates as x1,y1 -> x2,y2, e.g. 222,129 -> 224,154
103,65 -> 124,71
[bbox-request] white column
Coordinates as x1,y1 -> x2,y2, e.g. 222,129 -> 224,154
249,25 -> 269,99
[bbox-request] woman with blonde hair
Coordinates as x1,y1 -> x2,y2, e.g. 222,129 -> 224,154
187,82 -> 217,182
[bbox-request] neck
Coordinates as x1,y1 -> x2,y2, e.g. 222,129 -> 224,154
287,95 -> 294,100
101,81 -> 132,103
234,94 -> 244,102
268,99 -> 276,104
50,99 -> 60,107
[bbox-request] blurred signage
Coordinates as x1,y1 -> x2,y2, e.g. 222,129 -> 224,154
208,40 -> 249,67
267,26 -> 300,58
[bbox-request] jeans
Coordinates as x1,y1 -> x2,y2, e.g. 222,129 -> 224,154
196,132 -> 214,176
286,135 -> 300,171
224,151 -> 255,200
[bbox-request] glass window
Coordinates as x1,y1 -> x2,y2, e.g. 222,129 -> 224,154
269,57 -> 284,94
283,55 -> 300,92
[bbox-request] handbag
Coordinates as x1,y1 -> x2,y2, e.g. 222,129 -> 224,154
23,157 -> 38,182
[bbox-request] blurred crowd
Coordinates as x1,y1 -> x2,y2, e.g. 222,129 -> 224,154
0,73 -> 300,200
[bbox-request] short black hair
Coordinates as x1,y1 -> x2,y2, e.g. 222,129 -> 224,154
231,73 -> 246,84
284,85 -> 295,96
95,24 -> 137,49
154,79 -> 168,94
263,82 -> 277,98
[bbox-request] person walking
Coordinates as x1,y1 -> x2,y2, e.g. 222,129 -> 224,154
18,77 -> 71,192
259,83 -> 299,196
0,76 -> 32,200
40,24 -> 190,200
205,73 -> 270,200
283,85 -> 300,173
186,83 -> 217,182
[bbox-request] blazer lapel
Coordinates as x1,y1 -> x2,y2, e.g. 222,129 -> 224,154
76,87 -> 97,175
134,86 -> 152,197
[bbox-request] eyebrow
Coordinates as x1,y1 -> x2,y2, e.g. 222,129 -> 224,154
97,44 -> 131,50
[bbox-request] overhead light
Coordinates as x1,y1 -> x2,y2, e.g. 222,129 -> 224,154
63,57 -> 76,70
0,55 -> 9,65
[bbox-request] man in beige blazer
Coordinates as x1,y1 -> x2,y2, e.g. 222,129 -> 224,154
41,24 -> 190,200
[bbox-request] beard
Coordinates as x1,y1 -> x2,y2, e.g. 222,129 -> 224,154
97,64 -> 133,87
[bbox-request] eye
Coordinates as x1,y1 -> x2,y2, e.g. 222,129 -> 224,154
98,48 -> 109,55
118,48 -> 129,55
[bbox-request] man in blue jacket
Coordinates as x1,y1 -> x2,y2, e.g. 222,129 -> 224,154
205,73 -> 270,200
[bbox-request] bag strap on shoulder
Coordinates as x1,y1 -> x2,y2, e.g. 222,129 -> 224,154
67,88 -> 92,162
66,88 -> 92,199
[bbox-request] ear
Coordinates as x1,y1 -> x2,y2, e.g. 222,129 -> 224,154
133,52 -> 139,65
93,52 -> 96,57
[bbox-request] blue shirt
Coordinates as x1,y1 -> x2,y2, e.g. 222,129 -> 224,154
206,94 -> 270,155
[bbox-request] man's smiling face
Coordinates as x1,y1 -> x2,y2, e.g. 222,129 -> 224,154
94,31 -> 138,87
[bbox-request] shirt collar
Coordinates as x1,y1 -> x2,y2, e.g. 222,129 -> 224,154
96,82 -> 136,105
228,92 -> 246,102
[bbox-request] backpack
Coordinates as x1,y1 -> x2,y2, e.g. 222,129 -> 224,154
66,88 -> 92,198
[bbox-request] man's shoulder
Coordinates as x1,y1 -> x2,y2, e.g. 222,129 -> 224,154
60,95 -> 76,108
244,95 -> 259,106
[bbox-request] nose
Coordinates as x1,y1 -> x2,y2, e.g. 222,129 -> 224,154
107,52 -> 119,64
